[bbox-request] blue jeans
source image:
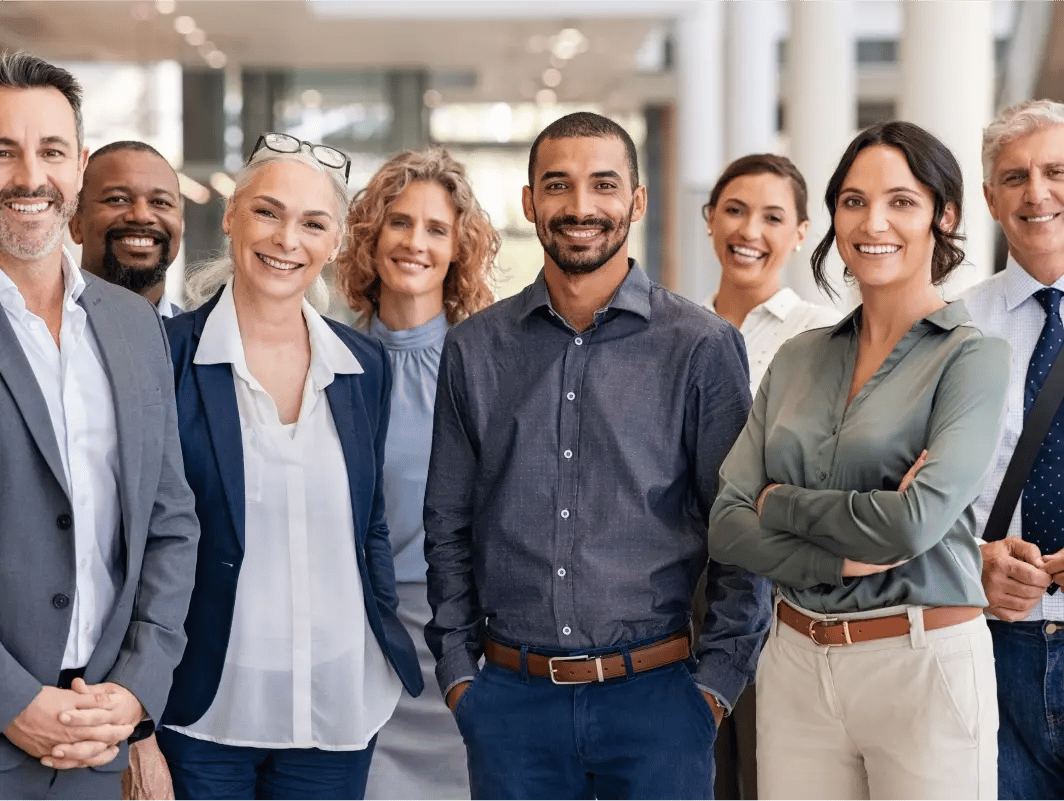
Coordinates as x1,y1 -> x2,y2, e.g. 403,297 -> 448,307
156,728 -> 377,800
988,619 -> 1064,800
453,657 -> 717,799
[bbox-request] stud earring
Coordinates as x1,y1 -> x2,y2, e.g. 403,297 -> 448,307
795,244 -> 802,253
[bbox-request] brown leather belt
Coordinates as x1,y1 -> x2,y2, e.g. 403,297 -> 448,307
777,601 -> 983,647
484,631 -> 691,685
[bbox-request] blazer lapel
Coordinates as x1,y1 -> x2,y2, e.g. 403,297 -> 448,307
80,278 -> 143,538
325,375 -> 365,540
0,305 -> 69,497
190,295 -> 246,550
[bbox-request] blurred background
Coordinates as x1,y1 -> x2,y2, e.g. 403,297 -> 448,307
5,0 -> 1060,310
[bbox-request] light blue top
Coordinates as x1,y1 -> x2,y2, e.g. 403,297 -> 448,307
369,311 -> 449,584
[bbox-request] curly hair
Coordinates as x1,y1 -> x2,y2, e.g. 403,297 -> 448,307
338,147 -> 499,325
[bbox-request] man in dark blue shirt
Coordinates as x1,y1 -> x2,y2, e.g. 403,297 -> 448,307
425,111 -> 770,799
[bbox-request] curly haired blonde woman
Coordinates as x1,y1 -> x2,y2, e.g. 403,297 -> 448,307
338,147 -> 498,800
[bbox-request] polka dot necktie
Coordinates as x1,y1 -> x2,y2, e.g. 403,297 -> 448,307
1022,287 -> 1064,557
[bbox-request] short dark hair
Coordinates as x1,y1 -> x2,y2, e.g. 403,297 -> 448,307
0,51 -> 83,146
87,139 -> 170,168
703,153 -> 809,224
528,111 -> 639,189
810,121 -> 965,299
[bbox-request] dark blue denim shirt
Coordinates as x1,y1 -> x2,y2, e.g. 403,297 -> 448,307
424,261 -> 771,708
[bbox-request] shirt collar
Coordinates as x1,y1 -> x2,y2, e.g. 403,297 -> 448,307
1002,254 -> 1064,311
157,289 -> 179,318
829,298 -> 970,337
194,279 -> 363,389
516,259 -> 653,323
757,287 -> 803,322
0,247 -> 85,321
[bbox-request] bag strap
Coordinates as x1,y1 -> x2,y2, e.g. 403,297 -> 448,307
984,344 -> 1064,541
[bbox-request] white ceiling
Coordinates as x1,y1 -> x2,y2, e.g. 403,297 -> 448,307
0,1 -> 678,108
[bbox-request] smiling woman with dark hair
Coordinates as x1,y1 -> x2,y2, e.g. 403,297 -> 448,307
708,121 -> 1009,799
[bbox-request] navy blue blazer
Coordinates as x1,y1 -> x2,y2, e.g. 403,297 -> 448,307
161,290 -> 422,728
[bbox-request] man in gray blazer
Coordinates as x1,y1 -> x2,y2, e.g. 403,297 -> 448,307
0,52 -> 199,799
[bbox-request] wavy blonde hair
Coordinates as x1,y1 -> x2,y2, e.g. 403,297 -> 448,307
338,147 -> 498,325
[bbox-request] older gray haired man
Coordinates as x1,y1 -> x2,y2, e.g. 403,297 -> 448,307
0,52 -> 198,799
961,98 -> 1064,799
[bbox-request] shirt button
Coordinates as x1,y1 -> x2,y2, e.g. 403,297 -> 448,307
52,593 -> 70,609
56,514 -> 72,530
817,471 -> 827,481
566,391 -> 575,401
574,337 -> 583,346
560,509 -> 570,519
563,449 -> 573,459
557,567 -> 566,577
562,626 -> 572,635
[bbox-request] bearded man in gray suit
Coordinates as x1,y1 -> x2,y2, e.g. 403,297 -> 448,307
0,52 -> 199,800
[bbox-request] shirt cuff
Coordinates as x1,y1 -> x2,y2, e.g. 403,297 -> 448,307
434,644 -> 482,696
760,483 -> 798,533
693,682 -> 732,716
693,649 -> 747,710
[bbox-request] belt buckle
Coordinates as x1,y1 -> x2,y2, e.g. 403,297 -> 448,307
808,617 -> 851,646
547,654 -> 605,684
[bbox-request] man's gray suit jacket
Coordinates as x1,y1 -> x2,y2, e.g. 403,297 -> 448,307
0,271 -> 199,777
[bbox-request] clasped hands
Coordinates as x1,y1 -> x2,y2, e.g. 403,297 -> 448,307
755,450 -> 928,578
2,679 -> 145,770
982,537 -> 1064,621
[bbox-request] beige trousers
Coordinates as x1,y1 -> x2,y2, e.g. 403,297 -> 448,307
756,598 -> 998,800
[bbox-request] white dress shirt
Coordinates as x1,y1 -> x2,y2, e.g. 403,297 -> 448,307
0,250 -> 121,669
962,257 -> 1064,622
706,287 -> 841,392
156,290 -> 178,319
170,280 -> 402,749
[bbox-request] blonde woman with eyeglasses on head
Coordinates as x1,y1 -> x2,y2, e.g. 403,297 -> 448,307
153,133 -> 423,800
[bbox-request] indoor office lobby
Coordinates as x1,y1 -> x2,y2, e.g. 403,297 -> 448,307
0,2 -> 1063,800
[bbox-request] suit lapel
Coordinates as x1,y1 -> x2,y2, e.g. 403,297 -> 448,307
325,375 -> 365,540
190,294 -> 246,550
0,304 -> 69,496
80,277 -> 143,538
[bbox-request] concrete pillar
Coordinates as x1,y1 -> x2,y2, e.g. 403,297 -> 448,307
675,0 -> 724,304
900,0 -> 995,294
786,0 -> 857,308
724,1 -> 779,162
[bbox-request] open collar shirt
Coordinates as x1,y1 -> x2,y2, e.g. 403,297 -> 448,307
0,250 -> 121,669
424,261 -> 770,709
170,280 -> 401,748
962,257 -> 1064,622
706,287 -> 841,392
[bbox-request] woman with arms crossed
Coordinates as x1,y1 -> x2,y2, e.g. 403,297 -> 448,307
703,153 -> 839,800
339,147 -> 497,800
708,122 -> 1008,800
154,134 -> 422,799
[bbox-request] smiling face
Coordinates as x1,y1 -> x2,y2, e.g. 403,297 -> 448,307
833,144 -> 955,294
224,159 -> 342,306
70,148 -> 182,297
707,172 -> 808,293
373,180 -> 456,313
522,135 -> 646,276
0,86 -> 87,266
984,124 -> 1064,277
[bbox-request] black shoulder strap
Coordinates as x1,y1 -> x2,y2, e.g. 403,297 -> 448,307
984,345 -> 1064,541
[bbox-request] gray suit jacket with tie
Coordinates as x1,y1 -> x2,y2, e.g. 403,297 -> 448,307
0,269 -> 199,776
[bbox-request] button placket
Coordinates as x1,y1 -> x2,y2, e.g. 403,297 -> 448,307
554,334 -> 587,642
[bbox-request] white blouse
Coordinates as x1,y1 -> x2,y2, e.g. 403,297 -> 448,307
708,287 -> 841,392
170,280 -> 402,750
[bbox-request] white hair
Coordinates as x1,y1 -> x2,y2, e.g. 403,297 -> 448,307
982,99 -> 1064,182
184,146 -> 350,311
